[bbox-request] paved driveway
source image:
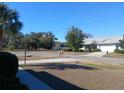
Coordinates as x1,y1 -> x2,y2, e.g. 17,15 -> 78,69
82,52 -> 106,57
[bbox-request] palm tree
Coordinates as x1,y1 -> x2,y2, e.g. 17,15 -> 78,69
0,3 -> 23,51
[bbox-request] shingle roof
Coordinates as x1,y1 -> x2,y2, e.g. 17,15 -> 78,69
84,36 -> 123,45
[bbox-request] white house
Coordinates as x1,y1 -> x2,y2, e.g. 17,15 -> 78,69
82,36 -> 123,52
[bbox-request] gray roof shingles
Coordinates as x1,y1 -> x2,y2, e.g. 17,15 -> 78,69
84,36 -> 123,45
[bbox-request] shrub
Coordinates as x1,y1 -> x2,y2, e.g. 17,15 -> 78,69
63,48 -> 72,51
0,52 -> 18,77
6,44 -> 15,50
114,49 -> 124,54
78,49 -> 84,52
92,49 -> 101,52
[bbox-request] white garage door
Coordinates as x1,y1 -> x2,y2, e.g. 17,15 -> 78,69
100,45 -> 116,52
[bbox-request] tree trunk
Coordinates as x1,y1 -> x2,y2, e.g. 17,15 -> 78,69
0,29 -> 3,51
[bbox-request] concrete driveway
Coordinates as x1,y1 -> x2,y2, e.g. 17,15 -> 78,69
82,52 -> 106,57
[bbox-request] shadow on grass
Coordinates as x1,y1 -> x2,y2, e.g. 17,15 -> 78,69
25,70 -> 87,90
24,63 -> 97,70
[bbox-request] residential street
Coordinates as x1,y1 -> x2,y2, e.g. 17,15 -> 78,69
12,51 -> 124,65
71,55 -> 124,64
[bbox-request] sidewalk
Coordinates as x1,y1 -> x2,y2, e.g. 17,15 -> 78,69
16,67 -> 52,90
19,58 -> 80,65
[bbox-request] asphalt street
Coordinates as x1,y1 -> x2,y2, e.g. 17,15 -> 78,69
9,51 -> 124,64
72,55 -> 124,64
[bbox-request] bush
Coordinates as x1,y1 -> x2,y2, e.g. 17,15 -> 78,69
6,44 -> 15,50
63,48 -> 72,51
0,52 -> 18,77
76,49 -> 84,52
114,49 -> 124,54
78,49 -> 84,52
92,49 -> 101,52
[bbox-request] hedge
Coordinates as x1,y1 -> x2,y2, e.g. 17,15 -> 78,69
114,49 -> 124,54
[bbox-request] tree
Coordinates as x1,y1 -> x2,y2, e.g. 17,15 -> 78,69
44,31 -> 57,49
119,35 -> 124,49
20,31 -> 57,50
0,3 -> 23,51
5,32 -> 24,49
90,40 -> 97,51
65,26 -> 91,52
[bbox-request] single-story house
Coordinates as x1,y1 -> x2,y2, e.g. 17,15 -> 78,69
81,36 -> 123,52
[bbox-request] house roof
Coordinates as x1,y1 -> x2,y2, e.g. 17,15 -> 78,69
84,36 -> 123,45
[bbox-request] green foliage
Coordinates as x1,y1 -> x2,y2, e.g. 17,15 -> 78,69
3,31 -> 24,49
0,3 -> 23,33
92,49 -> 101,52
65,26 -> 92,52
3,31 -> 57,50
7,44 -> 15,50
0,3 -> 23,51
23,31 -> 57,50
114,49 -> 124,54
119,39 -> 124,49
0,52 -> 18,77
63,48 -> 72,52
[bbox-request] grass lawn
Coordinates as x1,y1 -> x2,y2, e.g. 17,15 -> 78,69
104,52 -> 124,58
21,61 -> 124,90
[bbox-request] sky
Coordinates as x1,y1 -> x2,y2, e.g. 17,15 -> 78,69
6,2 -> 124,42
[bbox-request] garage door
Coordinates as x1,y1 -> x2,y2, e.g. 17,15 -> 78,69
100,45 -> 116,52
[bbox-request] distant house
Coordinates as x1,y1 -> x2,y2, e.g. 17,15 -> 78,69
81,36 -> 123,52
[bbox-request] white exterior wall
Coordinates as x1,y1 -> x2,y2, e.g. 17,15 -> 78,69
98,45 -> 116,52
79,47 -> 85,50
